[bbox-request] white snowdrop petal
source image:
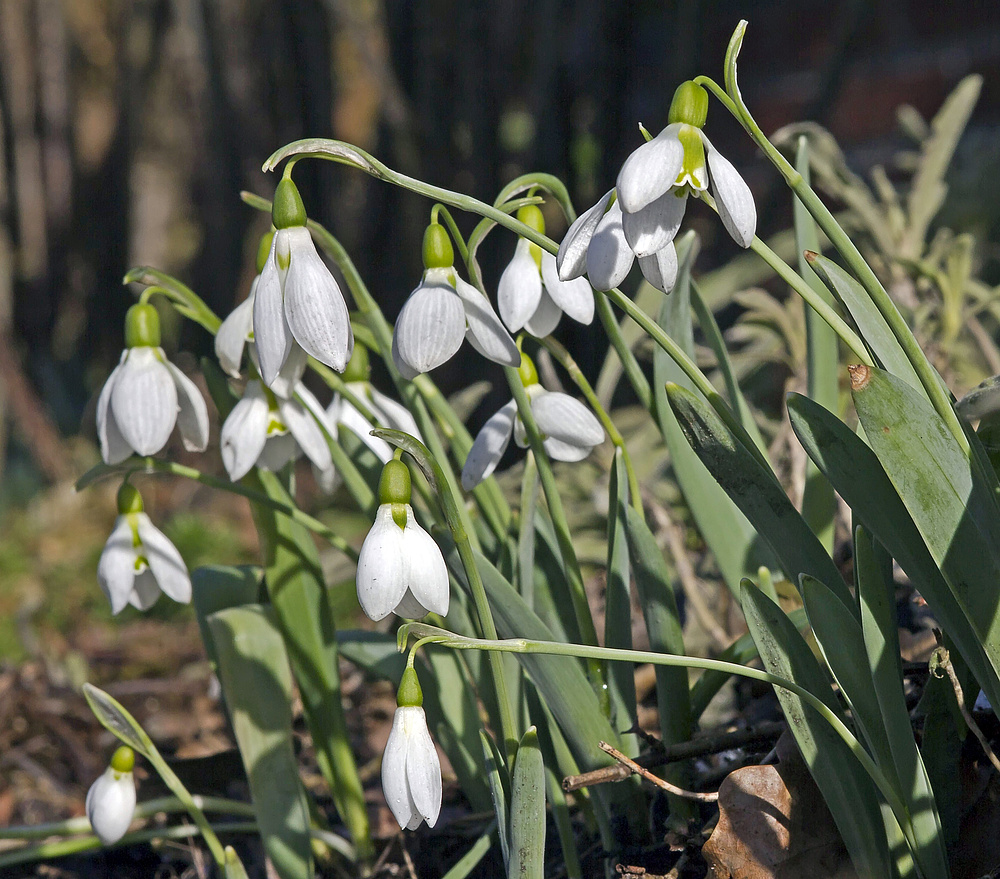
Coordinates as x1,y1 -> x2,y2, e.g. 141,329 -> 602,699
556,190 -> 613,280
253,238 -> 294,386
86,768 -> 136,845
282,228 -> 354,371
401,512 -> 449,617
498,239 -> 543,332
97,517 -> 138,615
382,708 -> 418,829
541,252 -> 594,324
97,359 -> 133,464
111,348 -> 178,456
523,288 -> 562,338
586,202 -> 634,291
165,361 -> 210,453
338,401 -> 393,463
368,386 -> 422,441
264,343 -> 309,400
542,437 -> 594,462
461,399 -> 517,490
393,283 -> 466,375
128,570 -> 162,610
454,278 -> 520,367
356,505 -> 407,620
404,708 -> 443,827
137,514 -> 192,605
531,392 -> 604,447
616,124 -> 685,213
215,291 -> 255,377
638,242 -> 679,294
391,331 -> 420,381
220,383 -> 270,481
281,396 -> 333,473
258,434 -> 300,472
705,136 -> 757,248
621,188 -> 688,257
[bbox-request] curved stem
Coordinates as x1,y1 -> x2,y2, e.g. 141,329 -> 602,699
432,204 -> 470,267
537,336 -> 642,513
77,457 -> 359,562
595,292 -> 652,410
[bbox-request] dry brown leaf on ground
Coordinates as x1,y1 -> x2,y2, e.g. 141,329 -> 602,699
703,734 -> 857,879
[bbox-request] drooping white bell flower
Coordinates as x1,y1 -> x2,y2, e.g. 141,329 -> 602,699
556,194 -> 679,294
392,222 -> 519,379
461,352 -> 605,489
98,484 -> 192,615
497,204 -> 594,336
382,667 -> 442,830
86,746 -> 137,845
220,378 -> 333,481
96,303 -> 210,465
616,81 -> 756,252
253,169 -> 353,387
356,459 -> 449,621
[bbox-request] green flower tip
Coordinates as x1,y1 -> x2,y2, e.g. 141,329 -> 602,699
342,342 -> 370,383
379,459 -> 411,506
517,350 -> 539,388
396,666 -> 423,707
117,483 -> 144,515
422,223 -> 454,270
109,745 -> 135,773
271,175 -> 307,229
255,229 -> 275,273
668,81 -> 708,128
124,303 -> 161,348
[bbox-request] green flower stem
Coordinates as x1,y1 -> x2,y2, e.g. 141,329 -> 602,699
308,358 -> 380,424
403,623 -> 911,850
494,173 -> 576,220
537,335 -> 642,514
431,204 -> 471,267
0,796 -> 257,840
123,266 -> 222,336
595,292 -> 653,411
240,190 -> 485,552
698,33 -> 966,451
698,191 -> 872,366
374,429 -> 518,760
75,457 -> 359,563
504,368 -> 603,681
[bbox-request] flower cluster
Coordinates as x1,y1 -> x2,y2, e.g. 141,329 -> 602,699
557,81 -> 755,293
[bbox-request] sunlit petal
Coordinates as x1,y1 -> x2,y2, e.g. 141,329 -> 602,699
356,505 -> 407,620
393,282 -> 466,375
165,361 -> 209,452
97,517 -> 137,615
498,238 -> 543,332
454,278 -> 520,367
586,202 -> 634,291
220,383 -> 270,481
704,134 -> 757,248
621,188 -> 688,257
461,399 -> 516,489
638,242 -> 679,294
540,251 -> 594,324
556,190 -> 613,280
136,514 -> 192,605
616,123 -> 685,213
253,236 -> 293,386
110,348 -> 177,457
215,290 -> 255,377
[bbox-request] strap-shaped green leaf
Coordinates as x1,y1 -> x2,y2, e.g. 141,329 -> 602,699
741,583 -> 895,878
481,730 -> 510,871
788,391 -> 1000,711
665,382 -> 853,611
191,565 -> 262,674
208,606 -> 313,879
508,727 -> 545,879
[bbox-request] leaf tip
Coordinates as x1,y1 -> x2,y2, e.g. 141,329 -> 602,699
848,364 -> 871,391
803,250 -> 818,263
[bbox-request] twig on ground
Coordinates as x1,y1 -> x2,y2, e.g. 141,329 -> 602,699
597,741 -> 719,802
932,641 -> 1000,774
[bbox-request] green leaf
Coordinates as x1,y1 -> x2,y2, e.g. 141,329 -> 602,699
788,391 -> 1000,712
208,606 -> 313,879
191,565 -> 262,673
83,683 -> 152,759
605,450 -> 637,751
665,382 -> 853,610
850,366 -> 1000,706
482,731 -> 510,871
653,234 -> 769,597
508,727 -> 546,879
741,583 -> 895,878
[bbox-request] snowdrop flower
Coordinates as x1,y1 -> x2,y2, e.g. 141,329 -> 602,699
382,666 -> 442,830
220,378 -> 334,481
462,352 -> 604,489
215,230 -> 310,399
86,746 -> 137,845
498,204 -> 594,336
98,484 -> 192,614
253,167 -> 353,387
616,81 -> 756,253
356,459 -> 449,621
97,303 -> 210,465
392,222 -> 519,379
556,191 -> 679,294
